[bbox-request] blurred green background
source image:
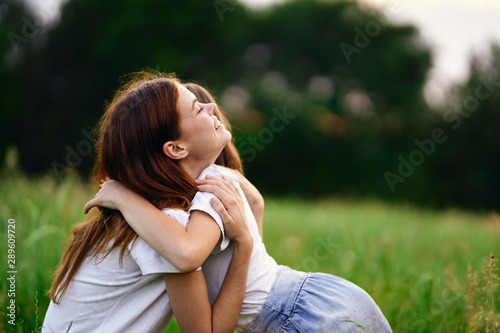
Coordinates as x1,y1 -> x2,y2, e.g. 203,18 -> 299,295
1,0 -> 500,331
1,0 -> 498,210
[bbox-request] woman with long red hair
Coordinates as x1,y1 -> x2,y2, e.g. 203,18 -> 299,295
43,72 -> 254,332
81,73 -> 392,332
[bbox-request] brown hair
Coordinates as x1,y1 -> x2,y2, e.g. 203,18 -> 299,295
50,72 -> 245,303
184,83 -> 243,173
50,72 -> 189,303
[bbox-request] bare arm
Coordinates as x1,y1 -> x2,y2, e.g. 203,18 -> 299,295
166,190 -> 253,332
164,240 -> 252,332
165,236 -> 252,332
83,175 -> 257,272
84,181 -> 220,272
208,192 -> 253,331
85,178 -> 253,332
236,174 -> 264,240
206,168 -> 265,240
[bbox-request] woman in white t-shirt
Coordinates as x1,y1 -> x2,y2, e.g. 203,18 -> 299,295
84,74 -> 393,332
42,72 -> 256,333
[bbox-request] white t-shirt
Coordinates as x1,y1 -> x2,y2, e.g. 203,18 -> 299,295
43,164 -> 277,332
187,164 -> 279,331
42,209 -> 197,333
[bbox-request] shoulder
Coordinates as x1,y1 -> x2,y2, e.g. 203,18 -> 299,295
127,208 -> 190,270
128,209 -> 191,259
200,164 -> 239,184
160,208 -> 190,228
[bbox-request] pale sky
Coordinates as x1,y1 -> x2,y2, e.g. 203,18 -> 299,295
28,0 -> 500,107
242,0 -> 500,107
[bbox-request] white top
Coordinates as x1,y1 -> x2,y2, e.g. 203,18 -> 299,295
41,211 -> 197,333
187,164 -> 279,330
42,164 -> 277,332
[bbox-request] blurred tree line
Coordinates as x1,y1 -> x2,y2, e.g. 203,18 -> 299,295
0,0 -> 498,210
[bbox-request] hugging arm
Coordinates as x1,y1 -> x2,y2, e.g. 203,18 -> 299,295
164,213 -> 252,332
164,238 -> 250,332
84,180 -> 220,272
163,178 -> 253,332
214,167 -> 265,240
84,177 -> 253,332
83,170 -> 265,268
165,187 -> 253,332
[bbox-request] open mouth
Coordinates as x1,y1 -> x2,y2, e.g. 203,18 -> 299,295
214,116 -> 222,130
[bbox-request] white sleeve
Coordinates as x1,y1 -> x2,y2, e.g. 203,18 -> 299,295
129,209 -> 201,274
188,191 -> 230,254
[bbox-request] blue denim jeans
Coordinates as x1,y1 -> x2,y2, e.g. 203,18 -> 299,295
243,266 -> 392,333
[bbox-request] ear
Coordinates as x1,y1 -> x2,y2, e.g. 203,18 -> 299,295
163,141 -> 188,160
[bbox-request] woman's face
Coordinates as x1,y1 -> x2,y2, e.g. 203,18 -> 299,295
176,84 -> 232,162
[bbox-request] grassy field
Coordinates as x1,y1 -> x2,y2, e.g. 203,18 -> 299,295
0,165 -> 499,332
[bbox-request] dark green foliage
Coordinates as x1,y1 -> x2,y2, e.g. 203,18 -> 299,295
0,0 -> 498,209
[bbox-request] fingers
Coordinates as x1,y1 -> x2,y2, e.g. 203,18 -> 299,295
83,198 -> 99,214
196,177 -> 241,209
100,178 -> 113,188
84,178 -> 112,213
196,177 -> 233,196
208,185 -> 250,243
196,176 -> 239,196
209,197 -> 233,224
197,185 -> 237,209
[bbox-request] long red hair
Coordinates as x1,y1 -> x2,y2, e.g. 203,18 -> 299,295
50,71 -> 242,303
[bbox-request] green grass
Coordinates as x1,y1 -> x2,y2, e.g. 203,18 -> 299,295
0,165 -> 499,332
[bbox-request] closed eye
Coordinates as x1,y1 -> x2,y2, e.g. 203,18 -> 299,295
197,103 -> 203,113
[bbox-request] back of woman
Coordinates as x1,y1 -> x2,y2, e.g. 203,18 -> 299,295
42,236 -> 180,332
43,72 -> 255,332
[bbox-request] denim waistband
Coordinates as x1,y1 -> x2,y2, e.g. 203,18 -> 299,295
243,265 -> 308,332
242,265 -> 393,333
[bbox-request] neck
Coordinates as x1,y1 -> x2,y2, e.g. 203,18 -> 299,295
179,157 -> 216,180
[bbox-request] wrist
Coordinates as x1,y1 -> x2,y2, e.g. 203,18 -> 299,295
114,189 -> 138,211
233,234 -> 253,252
